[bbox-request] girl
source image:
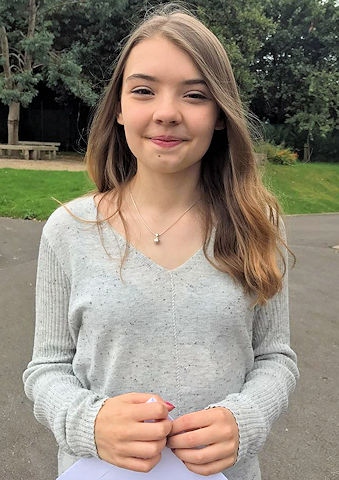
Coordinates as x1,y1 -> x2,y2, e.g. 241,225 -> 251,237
23,4 -> 299,480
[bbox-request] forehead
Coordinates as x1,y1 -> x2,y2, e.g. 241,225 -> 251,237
123,36 -> 202,80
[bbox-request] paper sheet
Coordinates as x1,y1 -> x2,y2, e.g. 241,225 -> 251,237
57,399 -> 227,479
57,446 -> 227,479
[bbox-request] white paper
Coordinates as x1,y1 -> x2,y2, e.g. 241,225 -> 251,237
57,446 -> 227,479
58,399 -> 226,479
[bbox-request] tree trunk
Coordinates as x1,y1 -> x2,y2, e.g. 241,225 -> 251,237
1,2 -> 37,147
0,26 -> 21,146
303,134 -> 311,163
8,102 -> 20,145
24,0 -> 38,71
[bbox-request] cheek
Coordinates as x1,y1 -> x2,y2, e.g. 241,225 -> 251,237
123,120 -> 141,143
121,121 -> 144,157
120,108 -> 145,134
197,117 -> 218,143
193,121 -> 217,156
195,109 -> 219,133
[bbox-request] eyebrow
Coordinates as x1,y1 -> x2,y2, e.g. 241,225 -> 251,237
125,73 -> 207,86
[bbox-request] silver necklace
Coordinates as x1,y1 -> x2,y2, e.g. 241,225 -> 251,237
129,189 -> 199,244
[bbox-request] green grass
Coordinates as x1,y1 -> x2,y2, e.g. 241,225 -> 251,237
263,162 -> 339,214
0,169 -> 94,220
0,162 -> 338,220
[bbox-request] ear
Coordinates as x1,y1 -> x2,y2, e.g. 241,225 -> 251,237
214,111 -> 225,131
117,111 -> 124,125
214,119 -> 225,131
116,103 -> 124,125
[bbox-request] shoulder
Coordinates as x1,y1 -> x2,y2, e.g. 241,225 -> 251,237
43,195 -> 96,235
41,194 -> 98,253
38,195 -> 100,276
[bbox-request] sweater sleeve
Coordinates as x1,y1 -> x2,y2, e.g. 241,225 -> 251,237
23,234 -> 108,457
207,246 -> 299,462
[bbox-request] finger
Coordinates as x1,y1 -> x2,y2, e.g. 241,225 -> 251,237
169,410 -> 212,436
134,401 -> 170,422
112,453 -> 162,473
122,419 -> 173,441
173,442 -> 236,465
120,392 -> 165,406
167,426 -> 212,449
116,438 -> 167,459
184,457 -> 234,476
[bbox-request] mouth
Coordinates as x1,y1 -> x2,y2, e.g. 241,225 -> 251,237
149,136 -> 184,148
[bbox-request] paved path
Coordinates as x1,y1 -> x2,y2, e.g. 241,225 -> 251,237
0,156 -> 85,171
0,213 -> 338,480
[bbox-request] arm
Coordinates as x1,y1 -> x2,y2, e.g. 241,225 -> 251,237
23,234 -> 107,457
168,244 -> 299,474
210,274 -> 299,461
23,234 -> 172,469
206,240 -> 299,461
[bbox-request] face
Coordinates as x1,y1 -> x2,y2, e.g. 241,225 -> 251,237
117,36 -> 223,178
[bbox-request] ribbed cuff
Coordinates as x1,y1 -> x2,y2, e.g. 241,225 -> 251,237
65,394 -> 109,457
206,397 -> 267,462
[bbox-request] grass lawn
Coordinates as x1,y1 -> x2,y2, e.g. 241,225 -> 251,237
263,162 -> 339,214
0,162 -> 338,219
0,169 -> 94,220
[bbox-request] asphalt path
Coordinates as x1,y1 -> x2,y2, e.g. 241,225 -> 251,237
1,213 -> 338,480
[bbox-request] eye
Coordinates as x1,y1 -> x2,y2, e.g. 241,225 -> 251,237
184,91 -> 209,101
131,87 -> 154,96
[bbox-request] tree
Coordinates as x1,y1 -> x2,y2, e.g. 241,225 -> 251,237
251,0 -> 338,157
285,69 -> 339,159
190,0 -> 275,101
109,0 -> 275,100
0,1 -> 43,143
46,0 -> 128,97
0,0 -> 126,144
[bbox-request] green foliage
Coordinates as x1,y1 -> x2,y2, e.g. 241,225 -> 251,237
0,0 -> 126,111
0,70 -> 41,105
262,123 -> 299,147
256,141 -> 298,165
192,0 -> 275,99
251,0 -> 338,157
1,0 -> 337,159
46,50 -> 98,105
285,70 -> 339,140
46,0 -> 128,92
272,148 -> 298,166
19,29 -> 54,62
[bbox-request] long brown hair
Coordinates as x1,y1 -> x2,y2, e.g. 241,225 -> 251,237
86,4 -> 288,305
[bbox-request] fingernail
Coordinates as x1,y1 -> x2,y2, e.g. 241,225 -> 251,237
164,401 -> 175,411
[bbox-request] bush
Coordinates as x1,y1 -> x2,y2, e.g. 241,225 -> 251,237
271,147 -> 298,165
262,123 -> 339,163
255,142 -> 298,165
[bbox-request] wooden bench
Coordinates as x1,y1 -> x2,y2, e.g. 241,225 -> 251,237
0,143 -> 59,160
18,141 -> 61,159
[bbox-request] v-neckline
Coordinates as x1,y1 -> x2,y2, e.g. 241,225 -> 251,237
92,196 -> 204,273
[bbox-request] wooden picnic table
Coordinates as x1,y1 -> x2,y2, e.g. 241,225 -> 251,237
0,142 -> 60,160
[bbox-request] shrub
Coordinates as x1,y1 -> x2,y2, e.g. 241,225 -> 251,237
255,142 -> 298,165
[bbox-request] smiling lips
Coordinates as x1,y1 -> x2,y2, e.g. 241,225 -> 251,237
150,135 -> 184,148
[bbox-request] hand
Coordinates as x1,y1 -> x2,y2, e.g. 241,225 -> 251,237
94,392 -> 173,472
167,407 -> 239,476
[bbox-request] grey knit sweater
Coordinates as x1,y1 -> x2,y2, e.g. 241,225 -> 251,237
23,196 -> 299,479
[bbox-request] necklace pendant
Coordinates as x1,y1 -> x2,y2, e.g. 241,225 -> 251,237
154,233 -> 160,244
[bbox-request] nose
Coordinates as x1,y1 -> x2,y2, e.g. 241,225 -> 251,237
152,96 -> 182,125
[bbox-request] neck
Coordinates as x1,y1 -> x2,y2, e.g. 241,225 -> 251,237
129,171 -> 201,212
